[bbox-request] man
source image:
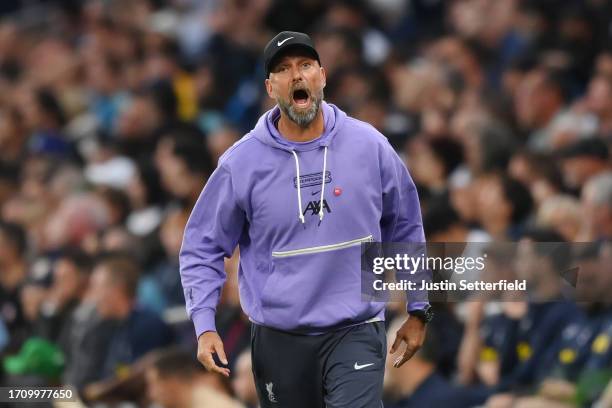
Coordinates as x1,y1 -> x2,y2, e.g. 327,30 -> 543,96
0,221 -> 28,353
32,249 -> 92,349
579,171 -> 612,241
180,31 -> 431,408
87,254 -> 174,379
232,350 -> 259,408
145,347 -> 243,408
63,254 -> 173,390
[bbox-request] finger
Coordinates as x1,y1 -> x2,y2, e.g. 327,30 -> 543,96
214,341 -> 229,365
389,334 -> 403,354
393,352 -> 409,368
210,365 -> 231,378
199,350 -> 231,377
394,344 -> 418,368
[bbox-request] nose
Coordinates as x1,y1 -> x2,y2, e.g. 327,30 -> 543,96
290,65 -> 304,82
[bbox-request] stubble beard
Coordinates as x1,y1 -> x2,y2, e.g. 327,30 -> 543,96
277,87 -> 324,129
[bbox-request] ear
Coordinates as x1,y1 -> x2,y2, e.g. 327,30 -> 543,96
320,66 -> 327,88
265,78 -> 274,99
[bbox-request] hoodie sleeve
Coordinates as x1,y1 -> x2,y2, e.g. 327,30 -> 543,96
379,142 -> 429,312
179,164 -> 245,338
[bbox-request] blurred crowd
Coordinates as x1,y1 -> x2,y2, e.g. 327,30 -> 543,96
0,0 -> 611,407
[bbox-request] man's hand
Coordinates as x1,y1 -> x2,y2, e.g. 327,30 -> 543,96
197,331 -> 230,377
389,315 -> 427,367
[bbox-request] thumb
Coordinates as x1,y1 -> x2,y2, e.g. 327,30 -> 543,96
214,339 -> 228,365
390,333 -> 403,354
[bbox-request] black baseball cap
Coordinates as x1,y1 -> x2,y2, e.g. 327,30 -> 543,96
263,31 -> 320,78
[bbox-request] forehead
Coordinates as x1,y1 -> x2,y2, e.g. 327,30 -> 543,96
271,47 -> 318,69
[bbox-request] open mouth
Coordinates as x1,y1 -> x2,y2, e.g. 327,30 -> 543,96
292,88 -> 310,107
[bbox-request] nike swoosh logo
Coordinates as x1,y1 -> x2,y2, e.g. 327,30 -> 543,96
277,37 -> 293,46
311,191 -> 320,196
354,362 -> 375,370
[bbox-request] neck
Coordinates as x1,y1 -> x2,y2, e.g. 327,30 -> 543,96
277,108 -> 324,142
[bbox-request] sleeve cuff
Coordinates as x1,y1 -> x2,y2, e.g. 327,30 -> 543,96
191,308 -> 217,339
407,301 -> 430,312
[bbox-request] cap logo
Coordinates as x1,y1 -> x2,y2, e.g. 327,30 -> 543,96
277,37 -> 293,46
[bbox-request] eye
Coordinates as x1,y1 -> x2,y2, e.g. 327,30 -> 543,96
302,62 -> 312,68
276,65 -> 288,73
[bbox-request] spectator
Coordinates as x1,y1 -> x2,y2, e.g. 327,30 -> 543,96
232,350 -> 259,408
0,107 -> 27,170
482,229 -> 582,401
40,193 -> 110,252
125,160 -> 166,238
86,254 -> 174,381
96,187 -> 131,227
0,221 -> 28,353
477,175 -> 534,240
115,82 -> 178,160
138,209 -> 189,312
145,347 -> 244,408
383,316 -> 486,408
157,133 -> 213,208
85,54 -> 129,133
407,136 -> 464,197
559,138 -> 611,194
20,88 -> 71,157
500,243 -> 612,407
424,199 -> 490,243
515,68 -> 567,151
508,150 -> 564,207
585,74 -> 612,137
536,195 -> 583,241
30,249 -> 93,349
579,171 -> 612,241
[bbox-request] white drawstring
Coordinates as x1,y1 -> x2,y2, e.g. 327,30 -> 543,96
292,150 -> 306,224
319,146 -> 328,222
292,146 -> 329,225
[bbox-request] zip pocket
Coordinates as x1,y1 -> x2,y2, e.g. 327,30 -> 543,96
261,233 -> 379,330
271,235 -> 373,258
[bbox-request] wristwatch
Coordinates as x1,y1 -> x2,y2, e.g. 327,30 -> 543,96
409,305 -> 434,324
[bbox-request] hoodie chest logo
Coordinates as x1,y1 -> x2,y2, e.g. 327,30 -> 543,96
293,171 -> 332,188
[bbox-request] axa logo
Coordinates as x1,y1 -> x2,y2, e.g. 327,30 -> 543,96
303,199 -> 331,216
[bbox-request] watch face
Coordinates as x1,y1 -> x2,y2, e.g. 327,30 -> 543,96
414,307 -> 433,323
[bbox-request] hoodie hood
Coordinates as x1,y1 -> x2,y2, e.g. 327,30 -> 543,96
254,101 -> 347,152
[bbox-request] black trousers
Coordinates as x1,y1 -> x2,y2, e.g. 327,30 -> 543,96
251,321 -> 386,408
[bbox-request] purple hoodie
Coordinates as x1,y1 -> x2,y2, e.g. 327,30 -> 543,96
180,102 -> 426,338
